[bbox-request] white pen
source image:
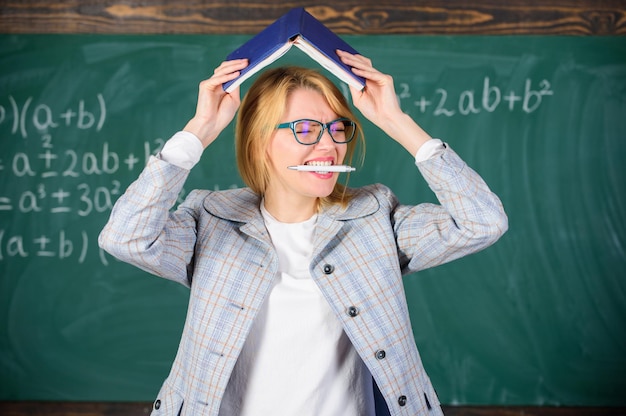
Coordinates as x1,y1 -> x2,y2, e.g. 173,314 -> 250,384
288,165 -> 356,172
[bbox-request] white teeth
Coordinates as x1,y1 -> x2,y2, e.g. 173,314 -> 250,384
305,161 -> 333,166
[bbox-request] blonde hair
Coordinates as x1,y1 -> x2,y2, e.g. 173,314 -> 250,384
235,66 -> 364,209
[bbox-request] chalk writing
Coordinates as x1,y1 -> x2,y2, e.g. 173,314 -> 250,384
0,229 -> 90,263
5,134 -> 170,178
0,94 -> 106,138
395,77 -> 554,116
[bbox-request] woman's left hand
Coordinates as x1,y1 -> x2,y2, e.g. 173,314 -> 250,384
337,50 -> 432,156
337,50 -> 403,130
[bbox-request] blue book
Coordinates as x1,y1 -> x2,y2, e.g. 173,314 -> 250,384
223,7 -> 366,92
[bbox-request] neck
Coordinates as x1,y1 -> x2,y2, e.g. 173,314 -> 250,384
263,193 -> 318,223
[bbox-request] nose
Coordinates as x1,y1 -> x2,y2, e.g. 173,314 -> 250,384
316,127 -> 335,148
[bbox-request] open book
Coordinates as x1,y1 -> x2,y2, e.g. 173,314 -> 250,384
223,7 -> 366,92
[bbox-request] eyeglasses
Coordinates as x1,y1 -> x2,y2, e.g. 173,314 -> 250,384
275,118 -> 356,145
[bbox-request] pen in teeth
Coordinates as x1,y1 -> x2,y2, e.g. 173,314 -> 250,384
287,165 -> 356,172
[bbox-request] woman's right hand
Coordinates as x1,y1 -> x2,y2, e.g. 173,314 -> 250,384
184,59 -> 248,148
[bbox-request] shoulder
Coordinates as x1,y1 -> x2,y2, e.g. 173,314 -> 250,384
179,187 -> 261,222
352,184 -> 396,204
359,183 -> 397,205
329,184 -> 398,220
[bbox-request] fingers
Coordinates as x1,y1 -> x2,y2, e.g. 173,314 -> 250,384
337,50 -> 371,67
214,58 -> 248,76
337,50 -> 377,73
336,50 -> 389,85
202,58 -> 248,91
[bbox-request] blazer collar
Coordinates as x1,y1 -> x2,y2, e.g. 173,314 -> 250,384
202,187 -> 380,224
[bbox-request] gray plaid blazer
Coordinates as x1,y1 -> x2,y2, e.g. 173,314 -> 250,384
99,145 -> 507,416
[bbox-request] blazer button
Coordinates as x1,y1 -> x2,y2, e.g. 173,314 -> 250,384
347,306 -> 359,317
154,399 -> 161,410
323,264 -> 334,274
398,395 -> 407,406
375,349 -> 386,360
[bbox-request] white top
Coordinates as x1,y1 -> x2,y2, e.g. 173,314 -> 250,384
218,204 -> 375,416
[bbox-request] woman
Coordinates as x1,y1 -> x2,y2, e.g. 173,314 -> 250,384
99,51 -> 508,416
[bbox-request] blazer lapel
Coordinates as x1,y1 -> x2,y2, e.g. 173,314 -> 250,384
202,188 -> 270,243
313,187 -> 381,255
202,186 -> 381,250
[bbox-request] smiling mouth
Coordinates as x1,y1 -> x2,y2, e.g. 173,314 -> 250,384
305,160 -> 333,168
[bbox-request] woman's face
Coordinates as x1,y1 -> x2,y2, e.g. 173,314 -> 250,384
264,88 -> 348,213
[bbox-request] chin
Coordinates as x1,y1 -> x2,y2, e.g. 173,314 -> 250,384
314,190 -> 336,200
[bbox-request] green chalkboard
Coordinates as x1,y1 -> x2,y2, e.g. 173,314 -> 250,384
1,34 -> 624,406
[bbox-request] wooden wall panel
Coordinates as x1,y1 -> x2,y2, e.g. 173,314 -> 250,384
0,0 -> 625,35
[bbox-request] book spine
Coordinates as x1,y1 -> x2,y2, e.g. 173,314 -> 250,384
300,11 -> 366,86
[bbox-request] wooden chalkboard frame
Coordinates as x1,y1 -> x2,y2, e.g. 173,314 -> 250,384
0,0 -> 625,35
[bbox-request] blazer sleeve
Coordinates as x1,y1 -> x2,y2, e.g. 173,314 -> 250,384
98,155 -> 201,287
390,144 -> 508,274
